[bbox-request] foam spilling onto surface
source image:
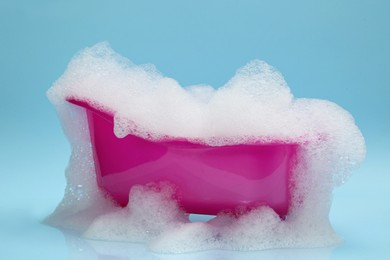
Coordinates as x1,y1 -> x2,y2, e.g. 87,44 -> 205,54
46,42 -> 365,253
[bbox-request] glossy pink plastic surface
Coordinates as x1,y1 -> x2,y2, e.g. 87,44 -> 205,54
68,99 -> 298,217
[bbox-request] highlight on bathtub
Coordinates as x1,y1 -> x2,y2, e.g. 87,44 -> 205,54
46,42 -> 365,253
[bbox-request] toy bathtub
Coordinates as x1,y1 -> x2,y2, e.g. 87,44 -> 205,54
68,98 -> 298,217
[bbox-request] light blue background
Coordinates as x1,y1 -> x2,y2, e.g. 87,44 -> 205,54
1,0 -> 389,259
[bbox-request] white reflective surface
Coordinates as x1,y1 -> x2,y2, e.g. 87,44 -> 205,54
1,154 -> 389,259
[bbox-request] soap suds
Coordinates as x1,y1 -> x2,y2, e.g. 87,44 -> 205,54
84,182 -> 187,243
46,42 -> 365,253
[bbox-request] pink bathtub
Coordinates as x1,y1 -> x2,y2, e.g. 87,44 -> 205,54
68,98 -> 298,217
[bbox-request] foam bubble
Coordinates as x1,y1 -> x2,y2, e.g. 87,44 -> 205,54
84,182 -> 187,242
46,42 -> 365,253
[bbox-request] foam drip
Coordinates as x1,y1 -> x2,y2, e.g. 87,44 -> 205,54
46,42 -> 365,253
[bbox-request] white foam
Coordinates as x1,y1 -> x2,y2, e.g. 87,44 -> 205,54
84,182 -> 187,242
46,42 -> 365,253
